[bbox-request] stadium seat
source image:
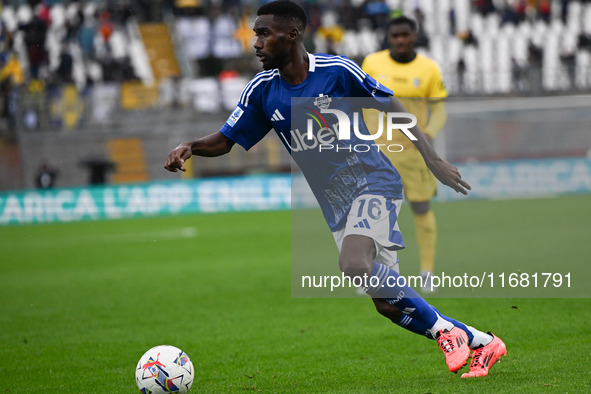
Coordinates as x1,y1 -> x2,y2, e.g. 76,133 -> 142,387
509,27 -> 528,67
479,36 -> 494,94
220,76 -> 249,112
467,45 -> 482,94
455,0 -> 471,33
175,16 -> 212,61
188,78 -> 221,113
567,1 -> 583,34
356,24 -> 379,57
212,15 -> 242,59
126,20 -> 153,84
484,13 -> 501,36
49,4 -> 66,30
108,30 -> 128,60
338,30 -> 360,59
575,50 -> 590,89
542,35 -> 561,90
1,6 -> 17,32
428,38 -> 444,70
496,34 -> 511,93
584,4 -> 591,35
16,4 -> 33,25
65,3 -> 80,26
4,0 -> 590,100
469,13 -> 484,37
82,2 -> 96,21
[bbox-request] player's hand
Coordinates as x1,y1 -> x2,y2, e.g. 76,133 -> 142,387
165,142 -> 192,172
427,158 -> 471,195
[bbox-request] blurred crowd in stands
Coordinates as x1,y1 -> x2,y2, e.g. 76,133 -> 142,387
172,0 -> 591,93
1,0 -> 591,133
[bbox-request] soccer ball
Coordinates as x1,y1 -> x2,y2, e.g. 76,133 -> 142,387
135,345 -> 194,393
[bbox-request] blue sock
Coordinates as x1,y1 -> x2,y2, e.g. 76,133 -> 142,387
366,263 -> 438,328
391,306 -> 475,343
430,306 -> 475,344
391,314 -> 432,339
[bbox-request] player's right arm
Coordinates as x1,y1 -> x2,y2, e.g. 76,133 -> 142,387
165,72 -> 273,173
164,132 -> 235,173
389,96 -> 471,195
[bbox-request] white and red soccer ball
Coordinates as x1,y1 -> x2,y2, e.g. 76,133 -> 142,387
136,345 -> 194,393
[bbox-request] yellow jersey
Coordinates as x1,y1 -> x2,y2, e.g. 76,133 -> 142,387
361,50 -> 447,150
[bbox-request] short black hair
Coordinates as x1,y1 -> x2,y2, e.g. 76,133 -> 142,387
387,16 -> 417,32
257,0 -> 307,32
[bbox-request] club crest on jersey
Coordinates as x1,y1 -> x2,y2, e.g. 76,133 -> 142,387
413,78 -> 420,87
314,94 -> 332,110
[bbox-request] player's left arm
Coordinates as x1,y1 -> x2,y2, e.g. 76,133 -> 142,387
423,100 -> 446,143
164,132 -> 236,173
388,96 -> 471,195
423,64 -> 449,141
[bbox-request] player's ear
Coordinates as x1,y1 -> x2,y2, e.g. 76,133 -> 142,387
288,27 -> 300,41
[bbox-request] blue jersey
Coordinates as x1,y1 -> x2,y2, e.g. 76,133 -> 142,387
220,53 -> 404,231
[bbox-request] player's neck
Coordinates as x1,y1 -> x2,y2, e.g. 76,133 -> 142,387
390,50 -> 417,64
278,48 -> 309,85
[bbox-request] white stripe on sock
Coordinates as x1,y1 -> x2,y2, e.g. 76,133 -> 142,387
466,326 -> 493,348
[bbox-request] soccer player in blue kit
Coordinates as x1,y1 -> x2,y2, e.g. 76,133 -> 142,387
165,0 -> 506,378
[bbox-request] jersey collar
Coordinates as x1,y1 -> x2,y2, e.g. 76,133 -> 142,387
307,52 -> 316,72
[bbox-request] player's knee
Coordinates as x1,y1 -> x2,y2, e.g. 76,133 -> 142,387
411,201 -> 430,215
339,235 -> 375,278
339,253 -> 373,279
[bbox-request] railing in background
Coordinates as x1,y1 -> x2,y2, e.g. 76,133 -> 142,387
2,158 -> 590,226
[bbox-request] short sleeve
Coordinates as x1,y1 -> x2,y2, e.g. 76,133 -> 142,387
341,58 -> 393,111
220,103 -> 271,151
427,64 -> 448,100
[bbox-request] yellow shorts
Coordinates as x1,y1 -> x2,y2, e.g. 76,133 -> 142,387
386,151 -> 437,202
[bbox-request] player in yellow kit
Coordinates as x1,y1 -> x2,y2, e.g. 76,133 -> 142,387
362,16 -> 447,292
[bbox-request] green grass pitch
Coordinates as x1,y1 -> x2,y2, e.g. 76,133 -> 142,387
1,195 -> 590,393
